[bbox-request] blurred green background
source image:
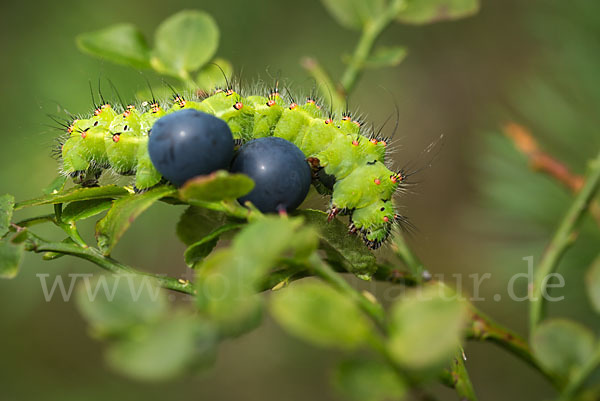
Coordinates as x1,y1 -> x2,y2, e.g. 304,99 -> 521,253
1,0 -> 599,399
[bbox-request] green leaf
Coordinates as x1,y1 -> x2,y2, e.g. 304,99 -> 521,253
364,46 -> 408,68
15,185 -> 128,210
43,175 -> 67,195
320,0 -> 385,30
0,194 -> 15,237
152,10 -> 219,77
270,280 -> 372,349
0,237 -> 24,279
61,199 -> 113,223
176,206 -> 231,246
585,254 -> 600,314
196,58 -> 233,91
77,23 -> 151,69
184,223 -> 243,268
96,186 -> 175,255
196,217 -> 316,336
333,357 -> 406,401
388,283 -> 468,371
298,209 -> 376,279
179,170 -> 254,203
75,274 -> 167,337
106,315 -> 217,381
396,0 -> 480,25
532,319 -> 596,379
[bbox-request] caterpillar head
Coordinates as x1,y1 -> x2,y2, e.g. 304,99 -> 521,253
350,199 -> 395,249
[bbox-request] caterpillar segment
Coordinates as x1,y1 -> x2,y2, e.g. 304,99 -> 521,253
59,87 -> 405,248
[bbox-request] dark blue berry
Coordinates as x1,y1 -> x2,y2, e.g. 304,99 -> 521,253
231,137 -> 311,213
148,109 -> 234,186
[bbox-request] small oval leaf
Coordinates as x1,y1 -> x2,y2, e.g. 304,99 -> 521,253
61,199 -> 114,223
15,185 -> 129,210
0,237 -> 24,279
153,10 -> 219,77
0,194 -> 15,237
105,315 -> 217,381
77,23 -> 152,69
396,0 -> 480,25
320,0 -> 385,30
388,283 -> 468,371
96,186 -> 176,255
75,274 -> 168,337
184,223 -> 243,267
532,319 -> 596,379
333,357 -> 406,401
179,170 -> 254,203
270,280 -> 373,349
585,254 -> 600,314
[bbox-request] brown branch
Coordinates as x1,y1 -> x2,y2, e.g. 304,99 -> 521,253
503,122 -> 600,225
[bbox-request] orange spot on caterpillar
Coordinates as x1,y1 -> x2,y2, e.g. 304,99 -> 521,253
233,102 -> 243,110
390,172 -> 404,184
112,134 -> 120,143
226,89 -> 234,96
173,96 -> 186,107
380,140 -> 387,147
374,178 -> 381,185
267,99 -> 276,107
94,108 -> 101,116
370,138 -> 378,144
353,120 -> 361,127
352,140 -> 359,146
81,131 -> 86,139
342,115 -> 351,121
383,216 -> 389,222
289,103 -> 298,110
325,118 -> 333,124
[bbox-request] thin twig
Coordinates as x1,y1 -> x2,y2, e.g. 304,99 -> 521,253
503,122 -> 600,226
339,0 -> 406,95
529,148 -> 600,330
20,230 -> 194,295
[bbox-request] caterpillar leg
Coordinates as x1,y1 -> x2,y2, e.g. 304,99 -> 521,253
70,167 -> 103,187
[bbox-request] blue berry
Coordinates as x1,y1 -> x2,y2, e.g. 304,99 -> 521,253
148,109 -> 234,186
231,137 -> 311,213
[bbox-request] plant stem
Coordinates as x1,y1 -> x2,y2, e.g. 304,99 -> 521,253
339,0 -> 404,95
445,348 -> 478,401
23,231 -> 194,295
466,304 -> 559,386
529,149 -> 600,330
391,232 -> 429,283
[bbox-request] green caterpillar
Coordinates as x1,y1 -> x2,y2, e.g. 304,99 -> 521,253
58,85 -> 409,249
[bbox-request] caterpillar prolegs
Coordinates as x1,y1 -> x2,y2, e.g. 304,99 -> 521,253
58,85 -> 410,249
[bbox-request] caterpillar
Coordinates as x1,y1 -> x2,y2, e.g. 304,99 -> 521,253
56,82 -> 411,249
